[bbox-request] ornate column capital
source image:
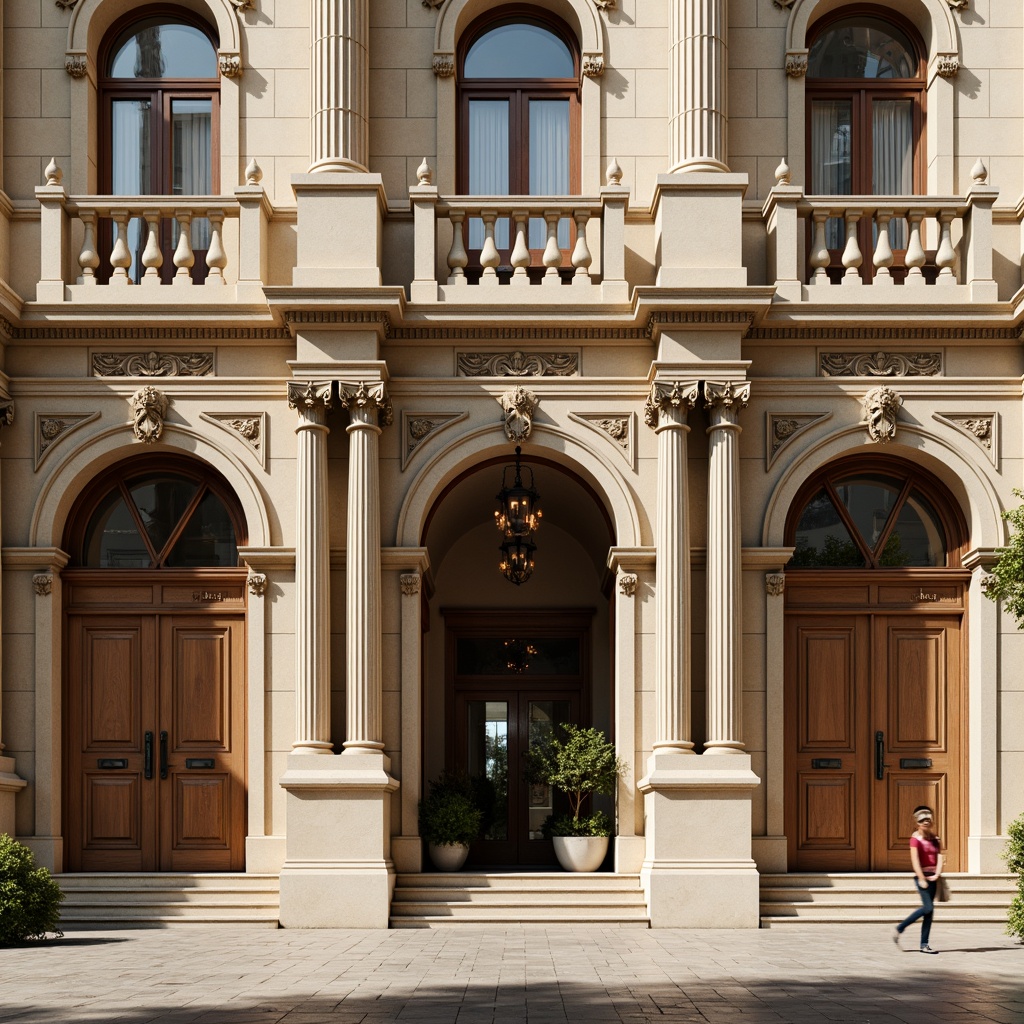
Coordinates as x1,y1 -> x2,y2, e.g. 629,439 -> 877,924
644,380 -> 700,431
618,572 -> 638,597
400,573 -> 421,596
704,381 -> 751,427
338,381 -> 393,429
287,380 -> 334,414
765,573 -> 786,597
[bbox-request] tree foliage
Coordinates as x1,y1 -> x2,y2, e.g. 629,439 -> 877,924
985,489 -> 1024,629
0,834 -> 64,945
1002,812 -> 1024,941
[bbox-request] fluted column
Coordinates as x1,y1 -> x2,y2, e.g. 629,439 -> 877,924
339,381 -> 392,752
645,380 -> 700,752
670,0 -> 729,173
310,0 -> 369,172
288,381 -> 334,754
704,381 -> 750,754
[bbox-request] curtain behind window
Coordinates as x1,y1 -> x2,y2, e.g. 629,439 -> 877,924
172,99 -> 213,249
872,99 -> 914,248
111,99 -> 151,282
810,100 -> 851,250
529,99 -> 569,248
468,100 -> 510,249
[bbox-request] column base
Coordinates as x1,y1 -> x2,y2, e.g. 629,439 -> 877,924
245,835 -> 286,873
278,753 -> 398,928
0,755 -> 27,837
614,835 -> 646,873
638,752 -> 761,928
392,836 -> 424,873
968,835 -> 1012,874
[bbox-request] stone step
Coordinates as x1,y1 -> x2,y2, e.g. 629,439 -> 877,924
395,871 -> 640,890
393,887 -> 646,906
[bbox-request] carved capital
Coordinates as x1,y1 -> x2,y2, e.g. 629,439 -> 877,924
432,54 -> 455,77
786,53 -> 808,78
582,55 -> 605,78
229,0 -> 255,9
644,380 -> 700,430
766,573 -> 786,598
129,386 -> 169,444
287,380 -> 333,414
980,572 -> 996,596
219,54 -> 242,78
704,380 -> 751,418
618,572 -> 638,597
338,381 -> 393,428
945,0 -> 968,10
0,400 -> 14,429
247,572 -> 268,596
33,574 -> 53,597
400,573 -> 421,596
863,386 -> 902,444
499,385 -> 539,444
936,56 -> 960,78
65,55 -> 88,78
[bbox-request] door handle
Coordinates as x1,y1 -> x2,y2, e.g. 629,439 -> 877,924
144,731 -> 153,780
159,730 -> 169,779
875,730 -> 889,780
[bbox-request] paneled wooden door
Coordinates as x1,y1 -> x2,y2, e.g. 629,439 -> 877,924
66,611 -> 245,872
785,610 -> 963,871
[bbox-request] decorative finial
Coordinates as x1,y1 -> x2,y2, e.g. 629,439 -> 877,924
971,158 -> 988,184
44,158 -> 63,186
775,158 -> 791,185
244,158 -> 263,185
606,157 -> 623,186
416,158 -> 433,185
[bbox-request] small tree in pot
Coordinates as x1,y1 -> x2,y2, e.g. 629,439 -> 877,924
523,725 -> 627,872
418,772 -> 483,871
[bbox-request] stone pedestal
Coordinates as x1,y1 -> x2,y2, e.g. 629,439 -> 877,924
278,753 -> 398,928
0,755 -> 26,836
639,753 -> 760,928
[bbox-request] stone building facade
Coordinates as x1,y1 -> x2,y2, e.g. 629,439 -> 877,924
0,0 -> 1021,928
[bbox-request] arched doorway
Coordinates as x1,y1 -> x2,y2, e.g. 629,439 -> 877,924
421,450 -> 614,867
783,454 -> 968,871
62,455 -> 248,872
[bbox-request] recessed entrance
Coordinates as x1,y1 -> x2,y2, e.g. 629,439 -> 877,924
62,458 -> 248,872
783,457 -> 967,871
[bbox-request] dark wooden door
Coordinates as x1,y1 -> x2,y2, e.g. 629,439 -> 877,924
786,606 -> 963,871
66,604 -> 245,872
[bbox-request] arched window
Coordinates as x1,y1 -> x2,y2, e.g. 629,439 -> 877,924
807,10 -> 925,271
100,10 -> 220,282
69,461 -> 244,569
785,458 -> 963,570
458,9 -> 580,267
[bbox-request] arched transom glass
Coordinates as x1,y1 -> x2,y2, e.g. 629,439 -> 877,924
809,18 -> 918,80
108,17 -> 218,79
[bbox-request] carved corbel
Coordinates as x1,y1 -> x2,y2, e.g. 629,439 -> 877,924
400,574 -> 421,596
582,55 -> 605,78
862,386 -> 902,444
229,0 -> 255,10
432,54 -> 455,78
247,572 -> 268,596
785,52 -> 808,78
33,574 -> 53,597
499,385 -> 539,443
644,380 -> 700,430
765,573 -> 786,598
0,400 -> 14,432
65,55 -> 88,78
618,573 -> 638,597
945,0 -> 968,10
338,381 -> 393,428
421,0 -> 445,8
219,54 -> 243,79
936,55 -> 960,78
129,386 -> 169,444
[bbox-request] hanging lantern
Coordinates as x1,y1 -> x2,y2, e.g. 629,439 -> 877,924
494,445 -> 542,585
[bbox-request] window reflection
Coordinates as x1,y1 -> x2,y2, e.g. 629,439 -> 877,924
467,701 -> 508,841
109,20 -> 217,79
464,22 -> 574,79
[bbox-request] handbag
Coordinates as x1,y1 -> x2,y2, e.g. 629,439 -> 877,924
936,876 -> 951,902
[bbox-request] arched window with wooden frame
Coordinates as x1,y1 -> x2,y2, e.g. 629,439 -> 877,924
99,7 -> 220,283
457,6 -> 581,275
806,7 -> 926,280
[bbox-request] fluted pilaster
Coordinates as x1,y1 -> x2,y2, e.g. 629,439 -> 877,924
670,0 -> 729,173
645,380 -> 700,752
339,381 -> 392,752
704,381 -> 750,753
288,380 -> 335,753
311,0 -> 369,172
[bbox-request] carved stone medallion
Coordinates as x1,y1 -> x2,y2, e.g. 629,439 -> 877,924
129,386 -> 169,444
862,386 -> 902,444
93,351 -> 214,377
499,386 -> 540,444
203,412 -> 267,466
34,412 -> 99,470
766,412 -> 831,469
934,412 -> 998,466
457,351 -> 579,377
820,351 -> 942,377
400,411 -> 468,471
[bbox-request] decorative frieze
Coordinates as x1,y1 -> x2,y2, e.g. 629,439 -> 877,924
64,55 -> 88,78
646,312 -> 753,338
338,382 -> 393,429
400,574 -> 421,596
766,412 -> 831,469
862,386 -> 902,444
32,574 -> 53,597
457,351 -> 579,377
618,573 -> 638,597
203,412 -> 266,465
283,311 -> 391,336
499,386 -> 539,444
93,351 -> 214,377
644,380 -> 700,430
934,412 -> 998,466
820,351 -> 942,377
765,574 -> 786,598
432,54 -> 455,77
785,53 -> 808,78
219,54 -> 242,78
401,411 -> 467,470
129,386 -> 169,444
247,573 -> 268,596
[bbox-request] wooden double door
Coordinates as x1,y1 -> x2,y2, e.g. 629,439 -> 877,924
65,587 -> 246,872
785,594 -> 964,871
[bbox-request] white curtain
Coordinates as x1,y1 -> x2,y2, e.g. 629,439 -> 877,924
172,99 -> 213,250
469,100 -> 509,249
529,99 -> 570,248
111,99 -> 151,282
872,100 -> 914,248
810,100 -> 851,250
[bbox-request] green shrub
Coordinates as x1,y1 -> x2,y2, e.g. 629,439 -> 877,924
985,489 -> 1024,629
0,834 -> 64,945
418,774 -> 483,847
541,811 -> 612,839
1003,813 -> 1024,941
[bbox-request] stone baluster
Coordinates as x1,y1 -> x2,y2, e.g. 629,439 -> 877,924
808,210 -> 830,284
841,211 -> 863,284
78,212 -> 100,285
571,209 -> 592,283
905,209 -> 927,285
935,211 -> 957,285
206,209 -> 227,283
873,208 -> 895,283
310,0 -> 369,173
140,209 -> 163,284
479,211 -> 501,280
670,0 -> 729,172
173,212 -> 195,284
644,380 -> 700,753
510,210 -> 530,284
542,210 -> 563,285
703,380 -> 751,755
446,210 -> 468,284
109,209 -> 133,284
338,381 -> 392,753
288,380 -> 335,754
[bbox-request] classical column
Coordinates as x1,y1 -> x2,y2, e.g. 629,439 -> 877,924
669,0 -> 729,173
338,381 -> 392,752
310,0 -> 370,172
288,381 -> 334,754
645,380 -> 700,752
703,380 -> 750,754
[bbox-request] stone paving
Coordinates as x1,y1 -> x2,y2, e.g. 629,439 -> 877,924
0,924 -> 1021,1024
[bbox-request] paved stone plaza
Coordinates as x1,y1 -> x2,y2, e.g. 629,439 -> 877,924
1,924 -> 1021,1024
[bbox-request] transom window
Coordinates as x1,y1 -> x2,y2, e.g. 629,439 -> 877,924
458,10 -> 580,264
786,461 -> 961,570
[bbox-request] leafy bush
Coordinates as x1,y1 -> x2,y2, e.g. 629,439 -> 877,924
0,834 -> 64,945
523,725 -> 627,836
1003,812 -> 1024,941
541,811 -> 612,839
418,773 -> 483,847
985,489 -> 1024,629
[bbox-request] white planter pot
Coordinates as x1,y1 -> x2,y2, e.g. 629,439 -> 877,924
552,835 -> 609,872
428,842 -> 471,872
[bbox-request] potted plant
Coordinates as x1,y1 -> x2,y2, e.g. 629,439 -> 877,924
523,725 -> 627,872
418,772 -> 483,871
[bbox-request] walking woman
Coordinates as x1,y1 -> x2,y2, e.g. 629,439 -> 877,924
893,805 -> 944,953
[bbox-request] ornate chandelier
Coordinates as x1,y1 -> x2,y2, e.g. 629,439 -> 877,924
494,446 -> 542,585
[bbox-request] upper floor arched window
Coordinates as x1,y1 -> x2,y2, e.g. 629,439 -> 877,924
458,9 -> 580,265
100,10 -> 220,282
807,10 -> 925,264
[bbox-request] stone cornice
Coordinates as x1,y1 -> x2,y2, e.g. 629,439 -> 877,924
4,324 -> 290,341
748,326 -> 1019,341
